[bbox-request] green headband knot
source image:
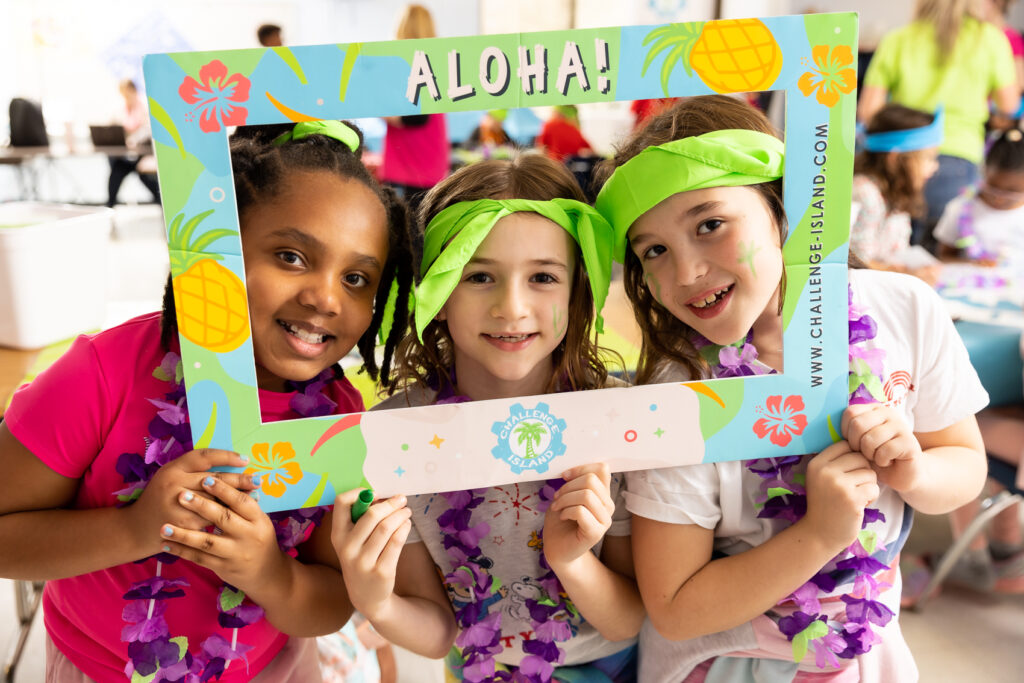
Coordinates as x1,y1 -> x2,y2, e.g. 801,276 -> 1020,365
595,129 -> 784,261
272,120 -> 361,152
414,198 -> 615,342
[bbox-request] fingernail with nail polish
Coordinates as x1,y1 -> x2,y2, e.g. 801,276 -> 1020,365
182,491 -> 194,502
162,545 -> 171,553
162,525 -> 174,537
252,475 -> 261,487
203,476 -> 215,487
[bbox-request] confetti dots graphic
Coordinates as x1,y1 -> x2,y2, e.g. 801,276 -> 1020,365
401,443 -> 409,451
650,404 -> 658,411
394,466 -> 406,477
654,428 -> 665,438
425,462 -> 438,474
429,434 -> 444,449
624,430 -> 637,443
194,362 -> 202,369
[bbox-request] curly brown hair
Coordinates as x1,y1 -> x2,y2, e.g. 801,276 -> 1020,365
388,154 -> 619,399
594,95 -> 786,384
854,104 -> 935,216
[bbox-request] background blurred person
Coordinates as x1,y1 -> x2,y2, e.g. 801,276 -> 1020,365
379,4 -> 450,218
258,23 -> 283,47
859,0 -> 1019,252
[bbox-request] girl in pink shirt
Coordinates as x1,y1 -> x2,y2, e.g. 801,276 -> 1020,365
0,120 -> 416,682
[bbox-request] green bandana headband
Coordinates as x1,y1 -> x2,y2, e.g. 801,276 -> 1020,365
594,129 -> 785,261
272,120 -> 361,152
414,198 -> 614,342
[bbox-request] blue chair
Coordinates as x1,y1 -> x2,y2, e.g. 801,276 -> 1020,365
911,453 -> 1023,610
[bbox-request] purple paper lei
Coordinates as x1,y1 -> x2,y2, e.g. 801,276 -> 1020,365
954,186 -> 998,261
434,390 -> 577,683
115,353 -> 331,682
702,286 -> 895,667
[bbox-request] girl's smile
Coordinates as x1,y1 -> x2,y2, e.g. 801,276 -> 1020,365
439,212 -> 575,401
242,170 -> 389,391
629,185 -> 784,361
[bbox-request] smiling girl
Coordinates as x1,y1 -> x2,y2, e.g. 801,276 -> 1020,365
330,155 -> 644,682
0,120 -> 416,682
594,95 -> 988,682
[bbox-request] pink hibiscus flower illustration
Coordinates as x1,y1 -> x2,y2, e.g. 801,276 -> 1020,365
753,395 -> 808,447
179,59 -> 250,133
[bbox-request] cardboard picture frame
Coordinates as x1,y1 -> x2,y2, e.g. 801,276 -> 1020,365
143,11 -> 856,512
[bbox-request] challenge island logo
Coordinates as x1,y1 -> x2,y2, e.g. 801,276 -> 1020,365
491,402 -> 567,474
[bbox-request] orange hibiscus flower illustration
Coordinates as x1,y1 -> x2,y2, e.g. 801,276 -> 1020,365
797,44 -> 856,108
752,395 -> 808,447
246,441 -> 303,497
178,59 -> 250,133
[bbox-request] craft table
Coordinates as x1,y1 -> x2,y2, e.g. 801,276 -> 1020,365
939,263 -> 1024,407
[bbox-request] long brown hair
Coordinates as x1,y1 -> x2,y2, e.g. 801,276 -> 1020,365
915,0 -> 972,57
855,104 -> 935,216
595,95 -> 786,384
388,154 -> 618,398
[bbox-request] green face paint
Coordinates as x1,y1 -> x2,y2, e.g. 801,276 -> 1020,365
552,305 -> 567,338
645,270 -> 666,308
738,240 -> 761,278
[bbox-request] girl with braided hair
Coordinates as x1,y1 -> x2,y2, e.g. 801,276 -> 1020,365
0,119 -> 416,682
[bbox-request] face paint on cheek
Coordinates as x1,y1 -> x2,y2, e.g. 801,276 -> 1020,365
738,240 -> 762,278
552,305 -> 567,338
644,270 -> 666,308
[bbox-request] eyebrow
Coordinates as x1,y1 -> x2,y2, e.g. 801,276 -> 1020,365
269,227 -> 382,270
684,200 -> 725,218
468,257 -> 569,269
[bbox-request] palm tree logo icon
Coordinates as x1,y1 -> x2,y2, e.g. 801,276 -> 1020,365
514,421 -> 548,460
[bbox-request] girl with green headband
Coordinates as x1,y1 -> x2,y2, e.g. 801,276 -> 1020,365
333,155 -> 643,682
0,120 -> 418,682
594,95 -> 987,682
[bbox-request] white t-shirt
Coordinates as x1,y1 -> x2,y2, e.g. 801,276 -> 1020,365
373,383 -> 635,669
934,194 -> 1024,263
624,268 -> 988,683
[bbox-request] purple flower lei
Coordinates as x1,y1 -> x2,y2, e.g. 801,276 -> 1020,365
703,286 -> 895,667
115,355 -> 332,682
434,391 -> 577,683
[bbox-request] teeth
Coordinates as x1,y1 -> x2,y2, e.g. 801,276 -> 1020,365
692,287 -> 729,309
490,333 -> 530,342
282,321 -> 327,344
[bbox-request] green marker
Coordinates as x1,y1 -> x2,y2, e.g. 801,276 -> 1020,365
351,489 -> 374,523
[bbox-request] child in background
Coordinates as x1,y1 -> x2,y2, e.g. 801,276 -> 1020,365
0,120 -> 416,682
537,105 -> 593,162
852,104 -> 942,284
331,155 -> 643,682
595,95 -> 988,682
934,125 -> 1024,266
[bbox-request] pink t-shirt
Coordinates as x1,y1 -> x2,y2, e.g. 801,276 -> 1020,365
1005,26 -> 1024,58
380,113 -> 449,188
4,312 -> 364,682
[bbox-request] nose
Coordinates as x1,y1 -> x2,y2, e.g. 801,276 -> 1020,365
490,280 -> 529,321
297,273 -> 341,316
671,249 -> 706,287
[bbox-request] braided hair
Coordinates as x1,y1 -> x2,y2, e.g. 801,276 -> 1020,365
160,121 -> 416,383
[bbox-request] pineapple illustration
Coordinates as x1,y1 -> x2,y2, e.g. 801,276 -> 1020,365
643,19 -> 783,96
168,210 -> 250,353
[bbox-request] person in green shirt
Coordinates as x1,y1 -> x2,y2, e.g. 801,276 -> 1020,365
859,0 -> 1019,251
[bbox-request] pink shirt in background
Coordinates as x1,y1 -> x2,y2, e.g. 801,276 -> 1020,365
380,113 -> 449,188
4,312 -> 364,682
1004,26 -> 1024,57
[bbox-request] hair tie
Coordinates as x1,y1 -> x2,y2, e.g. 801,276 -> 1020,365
414,198 -> 615,342
862,107 -> 944,153
595,129 -> 785,262
1006,129 -> 1023,143
272,120 -> 360,152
